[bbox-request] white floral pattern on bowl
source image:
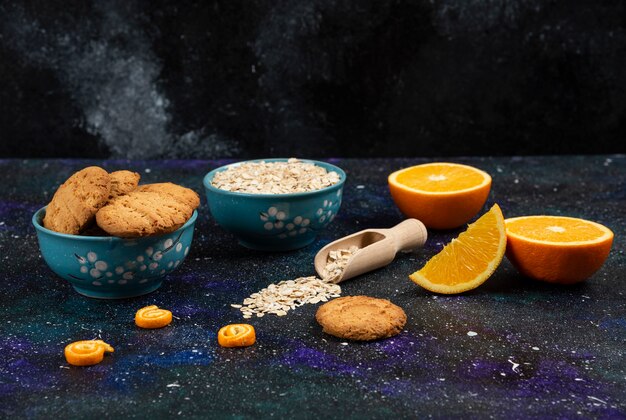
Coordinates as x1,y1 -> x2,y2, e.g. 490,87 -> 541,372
259,189 -> 342,240
260,206 -> 312,239
70,232 -> 190,287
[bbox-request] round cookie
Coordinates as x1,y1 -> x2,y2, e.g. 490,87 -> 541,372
135,183 -> 200,210
96,190 -> 194,237
315,296 -> 407,341
43,166 -> 111,234
109,170 -> 140,198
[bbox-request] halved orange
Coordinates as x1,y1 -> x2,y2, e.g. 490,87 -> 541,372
388,162 -> 492,229
409,204 -> 506,294
505,216 -> 613,284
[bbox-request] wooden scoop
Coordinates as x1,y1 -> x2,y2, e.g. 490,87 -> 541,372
314,219 -> 428,283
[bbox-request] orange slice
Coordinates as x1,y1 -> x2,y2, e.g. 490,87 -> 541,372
409,204 -> 506,294
505,216 -> 613,284
388,162 -> 492,229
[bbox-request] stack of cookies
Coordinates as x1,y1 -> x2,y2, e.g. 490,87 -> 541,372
43,166 -> 199,238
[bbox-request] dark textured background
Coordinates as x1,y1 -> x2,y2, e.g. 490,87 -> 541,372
1,156 -> 625,418
1,0 -> 625,158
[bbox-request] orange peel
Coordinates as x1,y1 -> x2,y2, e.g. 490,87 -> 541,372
135,305 -> 173,329
218,324 -> 256,348
64,340 -> 114,366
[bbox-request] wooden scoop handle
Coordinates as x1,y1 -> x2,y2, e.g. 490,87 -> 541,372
386,218 -> 428,252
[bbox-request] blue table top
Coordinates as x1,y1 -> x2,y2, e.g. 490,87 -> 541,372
1,156 -> 625,418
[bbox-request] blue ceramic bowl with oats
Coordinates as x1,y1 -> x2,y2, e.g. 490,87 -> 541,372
32,207 -> 197,299
203,158 -> 346,251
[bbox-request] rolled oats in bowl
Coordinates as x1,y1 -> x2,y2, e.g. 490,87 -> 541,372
211,158 -> 341,194
203,158 -> 346,251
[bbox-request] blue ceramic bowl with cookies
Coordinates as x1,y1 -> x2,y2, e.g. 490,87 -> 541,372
32,207 -> 197,299
203,158 -> 346,251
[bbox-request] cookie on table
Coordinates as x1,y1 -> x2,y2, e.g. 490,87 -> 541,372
43,166 -> 111,234
315,296 -> 407,341
96,191 -> 194,237
109,170 -> 140,198
135,183 -> 200,210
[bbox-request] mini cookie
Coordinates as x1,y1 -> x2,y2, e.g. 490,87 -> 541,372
109,170 -> 140,198
96,191 -> 194,237
315,296 -> 407,341
135,183 -> 200,210
43,166 -> 111,234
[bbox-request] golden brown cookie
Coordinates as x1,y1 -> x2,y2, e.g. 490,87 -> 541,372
135,183 -> 200,210
43,166 -> 111,234
109,170 -> 140,198
315,296 -> 407,341
96,191 -> 194,237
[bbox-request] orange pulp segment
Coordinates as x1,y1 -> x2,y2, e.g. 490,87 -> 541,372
409,204 -> 506,294
394,162 -> 490,192
505,216 -> 612,243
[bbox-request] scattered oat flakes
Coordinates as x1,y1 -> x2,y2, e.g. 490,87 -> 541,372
321,246 -> 360,283
233,276 -> 341,318
211,158 -> 341,194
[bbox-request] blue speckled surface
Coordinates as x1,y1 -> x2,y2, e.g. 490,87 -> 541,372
0,157 -> 624,418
